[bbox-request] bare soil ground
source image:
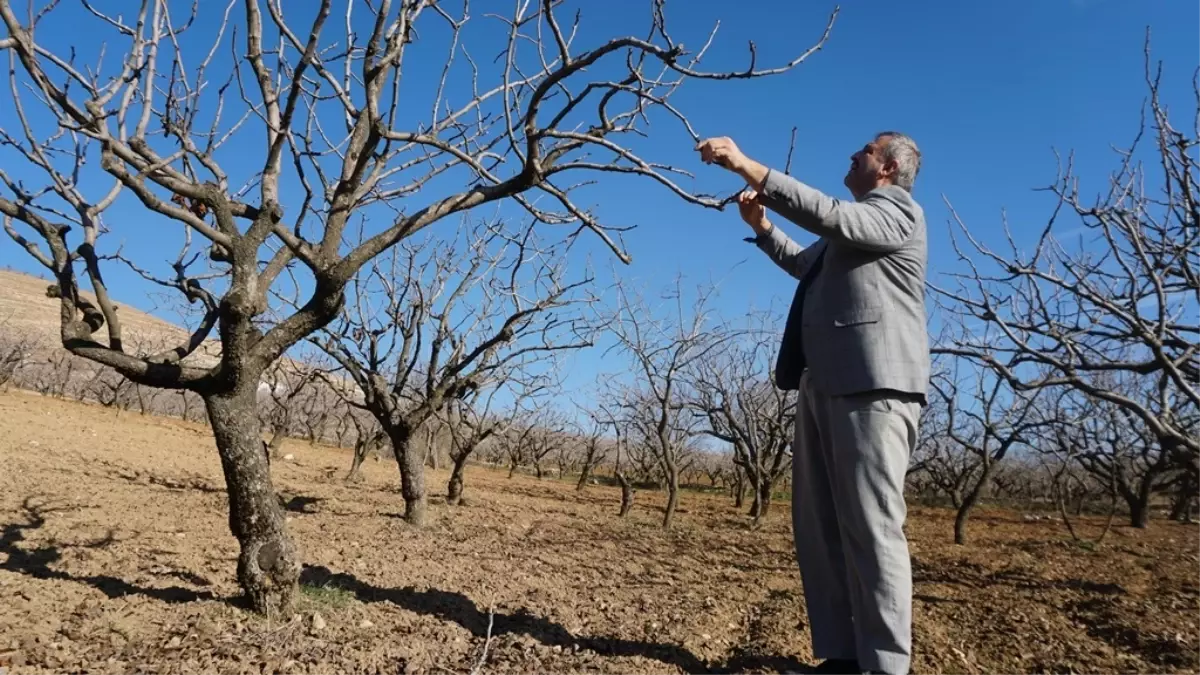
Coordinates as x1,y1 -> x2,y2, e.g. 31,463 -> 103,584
0,389 -> 1196,674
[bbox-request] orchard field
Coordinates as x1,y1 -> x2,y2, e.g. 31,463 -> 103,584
1,389 -> 1196,675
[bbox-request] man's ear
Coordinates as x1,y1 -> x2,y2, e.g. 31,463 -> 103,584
880,159 -> 899,182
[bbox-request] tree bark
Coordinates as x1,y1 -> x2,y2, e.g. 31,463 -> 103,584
750,477 -> 772,520
205,385 -> 299,616
267,425 -> 287,458
389,427 -> 428,526
616,470 -> 633,517
424,424 -> 440,470
1126,493 -> 1150,529
346,436 -> 372,482
447,454 -> 469,506
953,500 -> 975,546
576,462 -> 592,491
663,473 -> 679,529
1169,471 -> 1196,523
954,463 -> 997,545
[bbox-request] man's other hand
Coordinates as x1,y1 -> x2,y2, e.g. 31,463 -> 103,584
696,137 -> 747,173
737,189 -> 773,236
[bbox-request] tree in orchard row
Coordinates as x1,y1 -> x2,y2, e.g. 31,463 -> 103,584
316,218 -> 592,525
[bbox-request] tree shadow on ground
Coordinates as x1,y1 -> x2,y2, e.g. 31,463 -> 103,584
913,557 -> 1129,596
281,495 -> 323,513
300,564 -> 817,673
0,495 -> 219,605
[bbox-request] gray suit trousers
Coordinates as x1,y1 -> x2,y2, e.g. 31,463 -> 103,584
792,371 -> 919,674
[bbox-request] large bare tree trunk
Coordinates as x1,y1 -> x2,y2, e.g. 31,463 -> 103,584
1125,489 -> 1151,529
1117,473 -> 1157,529
750,477 -> 772,521
205,385 -> 299,615
447,454 -> 469,506
954,463 -> 998,545
954,483 -> 985,545
389,428 -> 427,526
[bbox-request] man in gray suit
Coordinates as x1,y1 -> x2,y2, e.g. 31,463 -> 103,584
696,132 -> 929,675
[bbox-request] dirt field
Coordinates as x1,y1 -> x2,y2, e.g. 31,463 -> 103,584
0,389 -> 1196,674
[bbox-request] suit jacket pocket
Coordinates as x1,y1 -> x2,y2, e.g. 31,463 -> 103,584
832,308 -> 882,327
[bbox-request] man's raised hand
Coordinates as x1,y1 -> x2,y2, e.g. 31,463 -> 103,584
737,189 -> 773,236
696,137 -> 747,172
697,136 -> 770,190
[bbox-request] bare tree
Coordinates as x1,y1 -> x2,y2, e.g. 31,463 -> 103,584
606,277 -> 719,528
1031,391 -> 1122,542
929,359 -> 1052,545
554,435 -> 582,481
32,350 -> 78,399
175,390 -> 206,425
502,415 -> 536,479
345,410 -> 386,483
295,375 -> 344,446
593,394 -> 635,517
1043,449 -> 1119,545
317,220 -> 592,524
444,389 -> 509,505
0,0 -> 836,612
1049,381 -> 1190,528
259,358 -> 320,457
931,40 -> 1199,534
530,412 -> 569,480
500,404 -> 570,480
444,371 -> 551,504
0,329 -> 35,389
87,369 -> 138,411
572,417 -> 609,492
688,315 -> 796,522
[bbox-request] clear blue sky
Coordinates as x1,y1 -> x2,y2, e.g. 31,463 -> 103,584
1,0 -> 1196,400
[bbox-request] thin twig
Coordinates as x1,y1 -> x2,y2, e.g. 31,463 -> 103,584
469,607 -> 496,675
783,126 -> 797,175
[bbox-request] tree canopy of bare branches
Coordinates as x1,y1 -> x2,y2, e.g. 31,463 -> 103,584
318,218 -> 593,525
931,40 -> 1199,515
927,357 -> 1054,544
0,0 -> 837,612
687,312 -> 796,522
605,277 -> 721,528
443,382 -> 540,505
1042,381 -> 1193,528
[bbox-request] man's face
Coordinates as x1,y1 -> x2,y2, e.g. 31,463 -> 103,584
843,136 -> 894,199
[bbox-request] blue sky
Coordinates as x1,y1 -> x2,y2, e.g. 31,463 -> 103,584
0,0 -> 1196,403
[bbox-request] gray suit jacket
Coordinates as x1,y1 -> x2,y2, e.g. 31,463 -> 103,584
752,169 -> 930,401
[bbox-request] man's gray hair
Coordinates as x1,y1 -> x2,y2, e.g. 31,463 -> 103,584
876,131 -> 921,192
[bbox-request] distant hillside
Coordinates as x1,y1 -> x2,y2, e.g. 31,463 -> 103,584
0,268 -> 221,368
